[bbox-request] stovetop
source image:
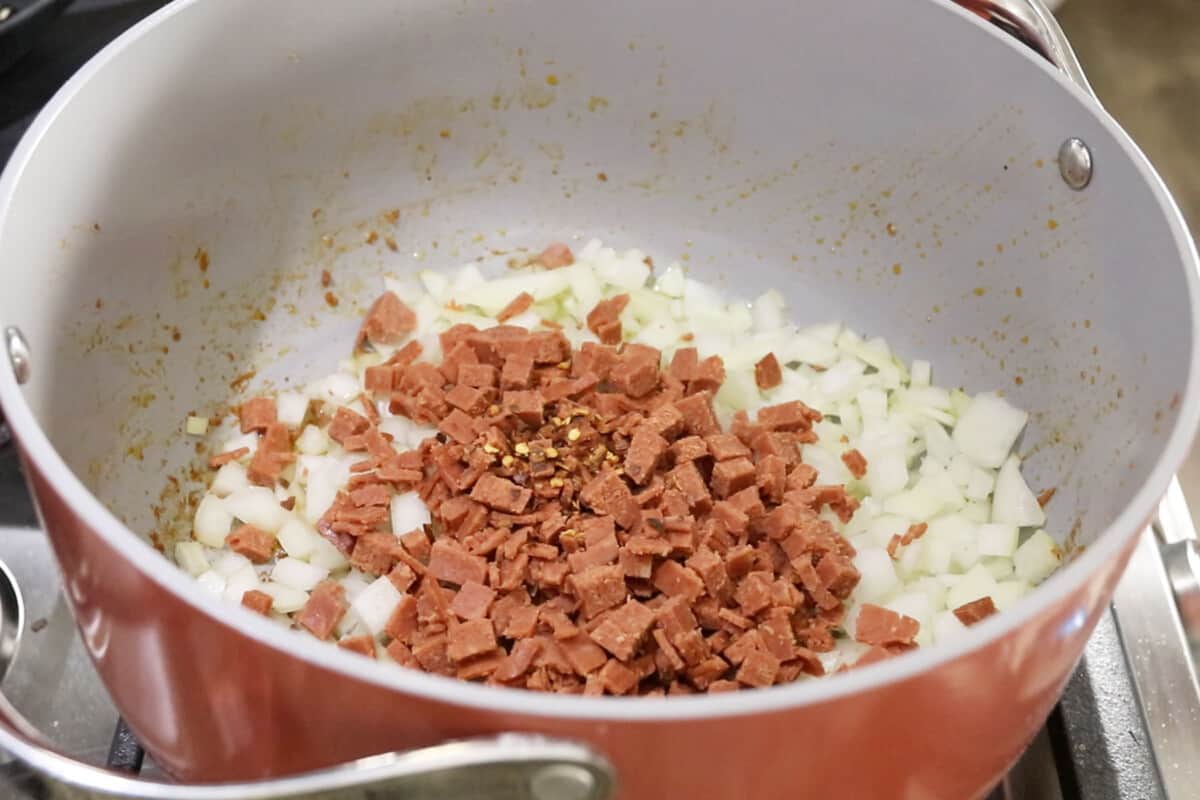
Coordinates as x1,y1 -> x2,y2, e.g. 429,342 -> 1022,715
0,3 -> 1198,798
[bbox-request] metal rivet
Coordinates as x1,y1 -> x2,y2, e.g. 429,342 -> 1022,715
4,327 -> 30,385
530,764 -> 596,800
1058,137 -> 1093,191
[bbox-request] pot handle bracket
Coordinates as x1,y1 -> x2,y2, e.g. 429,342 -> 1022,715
952,0 -> 1096,99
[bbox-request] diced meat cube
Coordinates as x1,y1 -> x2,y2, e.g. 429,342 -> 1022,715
493,638 -> 543,682
470,473 -> 532,514
754,353 -> 782,389
438,409 -> 478,445
350,532 -> 400,575
651,560 -> 705,602
501,354 -> 535,390
241,589 -> 273,615
445,384 -> 488,415
239,397 -> 276,433
297,581 -> 347,640
668,348 -> 698,382
579,471 -> 640,529
641,403 -> 685,439
854,603 -> 920,647
537,242 -> 575,269
447,618 -> 498,662
387,564 -> 417,593
503,390 -> 545,427
560,633 -> 609,675
842,448 -> 868,479
687,548 -> 731,598
735,646 -> 780,688
734,571 -> 774,617
449,580 -> 497,620
670,436 -> 709,463
574,342 -> 620,380
712,501 -> 749,535
338,635 -> 377,658
668,461 -> 712,513
586,295 -> 630,345
815,553 -> 860,598
571,565 -> 628,619
226,524 -> 274,563
411,635 -> 453,675
383,594 -> 419,643
609,349 -> 660,398
624,427 -> 669,485
619,548 -> 654,578
502,604 -> 540,639
328,406 -> 371,445
427,540 -> 488,586
364,365 -> 396,395
496,291 -> 534,323
357,291 -> 417,349
711,457 -> 756,498
673,392 -> 720,436
726,486 -> 765,519
458,362 -> 498,388
757,400 -> 822,432
689,355 -> 725,394
705,433 -> 751,461
598,659 -> 640,695
756,455 -> 787,503
953,596 -> 998,626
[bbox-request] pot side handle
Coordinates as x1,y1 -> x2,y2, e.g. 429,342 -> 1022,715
0,690 -> 616,800
951,0 -> 1096,99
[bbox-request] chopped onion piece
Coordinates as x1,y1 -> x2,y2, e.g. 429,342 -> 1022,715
391,491 -> 431,535
977,523 -> 1019,558
195,570 -> 226,596
222,565 -> 261,604
272,557 -> 330,592
220,432 -> 258,457
185,416 -> 209,436
991,455 -> 1046,527
308,537 -> 349,571
953,392 -> 1028,469
1013,530 -> 1061,584
295,424 -> 330,455
224,486 -> 289,533
276,392 -> 309,428
174,541 -> 210,576
276,519 -> 322,559
351,576 -> 404,635
258,581 -> 309,614
945,563 -> 1000,610
211,462 -> 249,498
193,494 -> 233,548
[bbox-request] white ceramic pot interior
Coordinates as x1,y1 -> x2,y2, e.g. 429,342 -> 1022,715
0,0 -> 1193,596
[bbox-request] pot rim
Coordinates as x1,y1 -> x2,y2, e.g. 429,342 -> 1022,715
1,0 -> 1198,723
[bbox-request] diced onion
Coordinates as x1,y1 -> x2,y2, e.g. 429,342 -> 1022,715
193,495 -> 233,547
350,576 -> 404,635
991,455 -> 1046,527
953,392 -> 1028,469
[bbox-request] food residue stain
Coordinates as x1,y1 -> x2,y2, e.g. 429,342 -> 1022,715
194,248 -> 209,272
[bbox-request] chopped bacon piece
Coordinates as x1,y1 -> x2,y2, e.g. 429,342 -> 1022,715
754,353 -> 783,389
338,635 -> 376,658
297,581 -> 347,640
239,397 -> 276,433
328,406 -> 370,445
953,596 -> 998,626
854,604 -> 920,647
226,524 -> 274,563
841,448 -> 868,479
758,400 -> 822,432
496,292 -> 535,323
536,242 -> 575,269
427,540 -> 488,586
470,473 -> 532,514
356,291 -> 417,350
586,295 -> 630,345
447,618 -> 498,662
241,589 -> 273,615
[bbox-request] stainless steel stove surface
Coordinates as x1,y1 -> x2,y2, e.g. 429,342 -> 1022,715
1,3 -> 1199,799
